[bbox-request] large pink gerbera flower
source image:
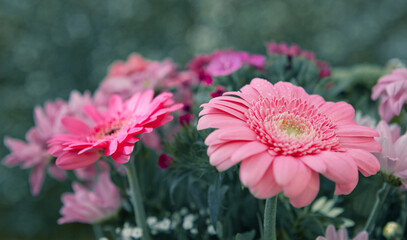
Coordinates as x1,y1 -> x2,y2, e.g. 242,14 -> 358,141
49,90 -> 182,169
197,78 -> 381,207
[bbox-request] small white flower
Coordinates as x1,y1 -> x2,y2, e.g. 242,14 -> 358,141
122,227 -> 132,238
130,227 -> 143,239
182,215 -> 195,230
207,225 -> 216,235
147,216 -> 158,227
180,207 -> 188,216
190,228 -> 198,234
155,218 -> 171,231
99,238 -> 109,240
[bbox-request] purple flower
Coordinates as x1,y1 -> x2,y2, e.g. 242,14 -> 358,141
317,225 -> 368,240
58,172 -> 121,224
372,69 -> 407,122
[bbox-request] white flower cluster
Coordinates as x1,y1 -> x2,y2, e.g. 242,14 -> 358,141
117,222 -> 143,240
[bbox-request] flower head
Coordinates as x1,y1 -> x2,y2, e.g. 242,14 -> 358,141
372,68 -> 407,122
197,78 -> 381,207
158,154 -> 174,169
188,50 -> 266,85
374,120 -> 407,187
94,54 -> 196,108
316,225 -> 368,240
2,91 -> 91,195
58,172 -> 121,224
49,90 -> 182,169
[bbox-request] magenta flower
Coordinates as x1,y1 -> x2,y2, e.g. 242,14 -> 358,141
316,225 -> 368,240
58,172 -> 121,224
49,90 -> 182,169
374,120 -> 407,187
210,85 -> 227,98
372,69 -> 407,122
197,78 -> 381,207
158,154 -> 174,169
206,52 -> 243,77
2,91 -> 91,195
179,113 -> 194,127
188,50 -> 266,85
266,42 -> 331,78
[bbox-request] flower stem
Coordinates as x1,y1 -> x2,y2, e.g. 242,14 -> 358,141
364,182 -> 392,234
264,196 -> 278,240
92,224 -> 103,240
125,160 -> 151,240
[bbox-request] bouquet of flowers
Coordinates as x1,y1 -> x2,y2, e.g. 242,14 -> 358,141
3,41 -> 407,240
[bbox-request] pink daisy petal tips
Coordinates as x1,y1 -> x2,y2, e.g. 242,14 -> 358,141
197,78 -> 381,207
316,225 -> 368,240
49,90 -> 182,169
58,172 -> 121,224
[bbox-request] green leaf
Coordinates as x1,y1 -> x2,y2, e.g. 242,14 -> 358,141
208,174 -> 229,229
235,230 -> 256,240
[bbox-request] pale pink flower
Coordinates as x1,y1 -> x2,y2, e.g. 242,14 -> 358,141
372,69 -> 407,122
48,90 -> 182,169
2,91 -> 90,195
317,225 -> 368,240
58,172 -> 121,224
74,161 -> 110,182
374,120 -> 407,187
94,54 -> 196,108
197,78 -> 381,207
266,42 -> 331,78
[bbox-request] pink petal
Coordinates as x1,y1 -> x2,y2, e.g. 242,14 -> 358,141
197,114 -> 247,130
62,117 -> 92,135
249,164 -> 282,199
209,142 -> 245,166
30,164 -> 46,195
231,141 -> 269,163
273,155 -> 299,186
239,152 -> 274,187
336,125 -> 379,137
300,154 -> 327,173
283,162 -> 312,198
83,105 -> 104,124
56,151 -> 100,169
105,139 -> 118,156
339,136 -> 382,152
289,171 -> 320,207
335,180 -> 358,195
346,149 -> 380,177
322,152 -> 358,184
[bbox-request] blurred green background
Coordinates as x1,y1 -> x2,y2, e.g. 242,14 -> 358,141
0,0 -> 407,239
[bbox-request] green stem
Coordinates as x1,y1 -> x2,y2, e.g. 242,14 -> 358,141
264,196 -> 278,240
92,224 -> 103,240
364,182 -> 392,234
124,160 -> 151,240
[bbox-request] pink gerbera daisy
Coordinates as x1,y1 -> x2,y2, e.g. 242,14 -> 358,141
49,90 -> 182,169
197,78 -> 381,207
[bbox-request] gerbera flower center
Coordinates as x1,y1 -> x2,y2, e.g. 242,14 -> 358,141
94,120 -> 128,140
246,96 -> 339,156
